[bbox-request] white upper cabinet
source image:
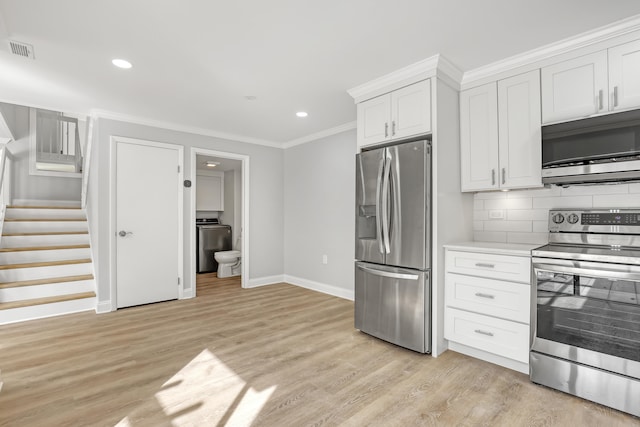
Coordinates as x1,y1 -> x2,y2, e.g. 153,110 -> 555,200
541,51 -> 608,123
542,39 -> 640,123
609,39 -> 640,111
498,70 -> 542,189
460,83 -> 499,191
356,79 -> 431,148
460,70 -> 541,192
196,172 -> 224,211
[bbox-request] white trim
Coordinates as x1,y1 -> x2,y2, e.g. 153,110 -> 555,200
81,115 -> 95,208
284,275 -> 354,301
92,109 -> 282,148
461,14 -> 640,89
96,301 -> 112,314
246,274 -> 285,288
0,107 -> 14,143
448,342 -> 529,374
283,121 -> 357,148
109,136 -> 185,309
190,147 -> 250,293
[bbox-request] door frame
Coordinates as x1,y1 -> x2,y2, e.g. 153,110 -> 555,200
190,147 -> 250,293
109,136 -> 185,310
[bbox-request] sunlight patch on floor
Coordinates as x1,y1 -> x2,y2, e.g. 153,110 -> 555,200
116,348 -> 276,425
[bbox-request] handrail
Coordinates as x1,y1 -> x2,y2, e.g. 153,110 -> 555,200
81,116 -> 94,209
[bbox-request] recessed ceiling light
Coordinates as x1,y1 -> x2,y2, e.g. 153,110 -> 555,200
205,161 -> 220,168
112,58 -> 132,69
245,96 -> 257,101
296,111 -> 308,118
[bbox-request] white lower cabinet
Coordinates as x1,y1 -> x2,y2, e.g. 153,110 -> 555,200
444,248 -> 532,373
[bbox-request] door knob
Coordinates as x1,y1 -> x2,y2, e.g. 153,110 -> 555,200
118,230 -> 133,237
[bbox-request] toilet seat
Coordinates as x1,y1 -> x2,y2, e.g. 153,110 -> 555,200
214,250 -> 241,262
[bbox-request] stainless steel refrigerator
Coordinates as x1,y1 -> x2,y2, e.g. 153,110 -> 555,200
355,139 -> 431,353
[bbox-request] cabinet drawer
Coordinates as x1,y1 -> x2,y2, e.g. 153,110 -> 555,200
445,273 -> 530,323
446,250 -> 531,283
445,307 -> 529,363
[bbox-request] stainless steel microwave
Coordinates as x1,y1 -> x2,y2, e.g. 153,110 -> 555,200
542,109 -> 640,185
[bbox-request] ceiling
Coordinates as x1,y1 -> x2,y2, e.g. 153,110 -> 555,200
1,1 -> 640,147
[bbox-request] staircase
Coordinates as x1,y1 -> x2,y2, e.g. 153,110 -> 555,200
0,203 -> 96,324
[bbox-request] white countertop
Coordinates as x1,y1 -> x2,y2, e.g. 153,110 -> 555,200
444,241 -> 544,257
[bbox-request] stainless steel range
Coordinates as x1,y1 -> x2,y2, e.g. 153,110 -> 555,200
531,209 -> 640,417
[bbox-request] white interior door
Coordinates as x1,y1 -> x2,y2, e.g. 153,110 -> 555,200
116,139 -> 182,308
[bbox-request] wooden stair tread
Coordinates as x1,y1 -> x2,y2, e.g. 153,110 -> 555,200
0,244 -> 90,252
7,205 -> 82,210
0,274 -> 94,289
0,259 -> 92,270
4,218 -> 86,222
0,291 -> 95,310
2,231 -> 89,236
7,205 -> 81,210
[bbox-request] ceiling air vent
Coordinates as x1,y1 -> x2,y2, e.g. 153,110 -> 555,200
9,40 -> 35,59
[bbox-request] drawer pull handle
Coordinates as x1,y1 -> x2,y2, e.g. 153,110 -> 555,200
474,329 -> 494,337
475,263 -> 495,268
475,292 -> 495,299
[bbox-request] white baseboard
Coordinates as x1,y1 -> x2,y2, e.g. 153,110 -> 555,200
12,199 -> 82,208
96,300 -> 113,313
447,341 -> 529,375
181,288 -> 195,299
284,275 -> 354,301
245,275 -> 285,288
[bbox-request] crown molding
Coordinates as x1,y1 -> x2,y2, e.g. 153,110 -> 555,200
283,121 -> 356,149
462,14 -> 640,89
90,109 -> 283,148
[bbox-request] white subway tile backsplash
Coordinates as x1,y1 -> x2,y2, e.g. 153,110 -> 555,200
507,232 -> 548,245
473,231 -> 507,243
472,182 -> 640,245
475,192 -> 508,200
561,184 -> 628,196
484,197 -> 533,210
484,220 -> 532,232
532,196 -> 592,209
532,220 -> 548,233
507,209 -> 549,221
592,194 -> 640,208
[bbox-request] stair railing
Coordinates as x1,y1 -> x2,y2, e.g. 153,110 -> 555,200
34,110 -> 82,173
0,142 -> 14,242
81,116 -> 94,209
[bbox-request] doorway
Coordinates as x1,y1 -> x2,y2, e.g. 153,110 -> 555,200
111,136 -> 184,308
191,148 -> 249,295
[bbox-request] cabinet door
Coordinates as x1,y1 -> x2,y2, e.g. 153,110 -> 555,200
498,70 -> 542,189
541,51 -> 608,123
391,79 -> 431,140
357,94 -> 390,147
196,174 -> 224,211
460,82 -> 499,192
609,39 -> 640,111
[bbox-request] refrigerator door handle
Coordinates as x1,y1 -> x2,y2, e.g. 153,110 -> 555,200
357,264 -> 420,281
375,154 -> 385,254
381,149 -> 392,254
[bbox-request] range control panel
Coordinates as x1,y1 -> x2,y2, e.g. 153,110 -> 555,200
549,209 -> 640,232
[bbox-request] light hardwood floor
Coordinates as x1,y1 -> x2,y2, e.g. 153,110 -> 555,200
0,274 -> 638,426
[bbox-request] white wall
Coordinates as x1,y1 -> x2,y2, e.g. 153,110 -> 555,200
2,103 -> 81,202
473,182 -> 640,244
94,118 -> 284,309
283,129 -> 357,299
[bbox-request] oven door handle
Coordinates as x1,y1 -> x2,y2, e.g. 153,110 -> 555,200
534,263 -> 640,282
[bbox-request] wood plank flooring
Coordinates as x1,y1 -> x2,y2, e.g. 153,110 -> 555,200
0,274 -> 638,426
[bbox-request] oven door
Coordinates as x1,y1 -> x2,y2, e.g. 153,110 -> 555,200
532,257 -> 640,380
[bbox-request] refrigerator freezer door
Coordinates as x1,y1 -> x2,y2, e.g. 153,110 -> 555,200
354,261 -> 431,353
355,148 -> 385,265
386,140 -> 430,270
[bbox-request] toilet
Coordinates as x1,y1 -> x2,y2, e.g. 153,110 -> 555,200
214,238 -> 241,278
